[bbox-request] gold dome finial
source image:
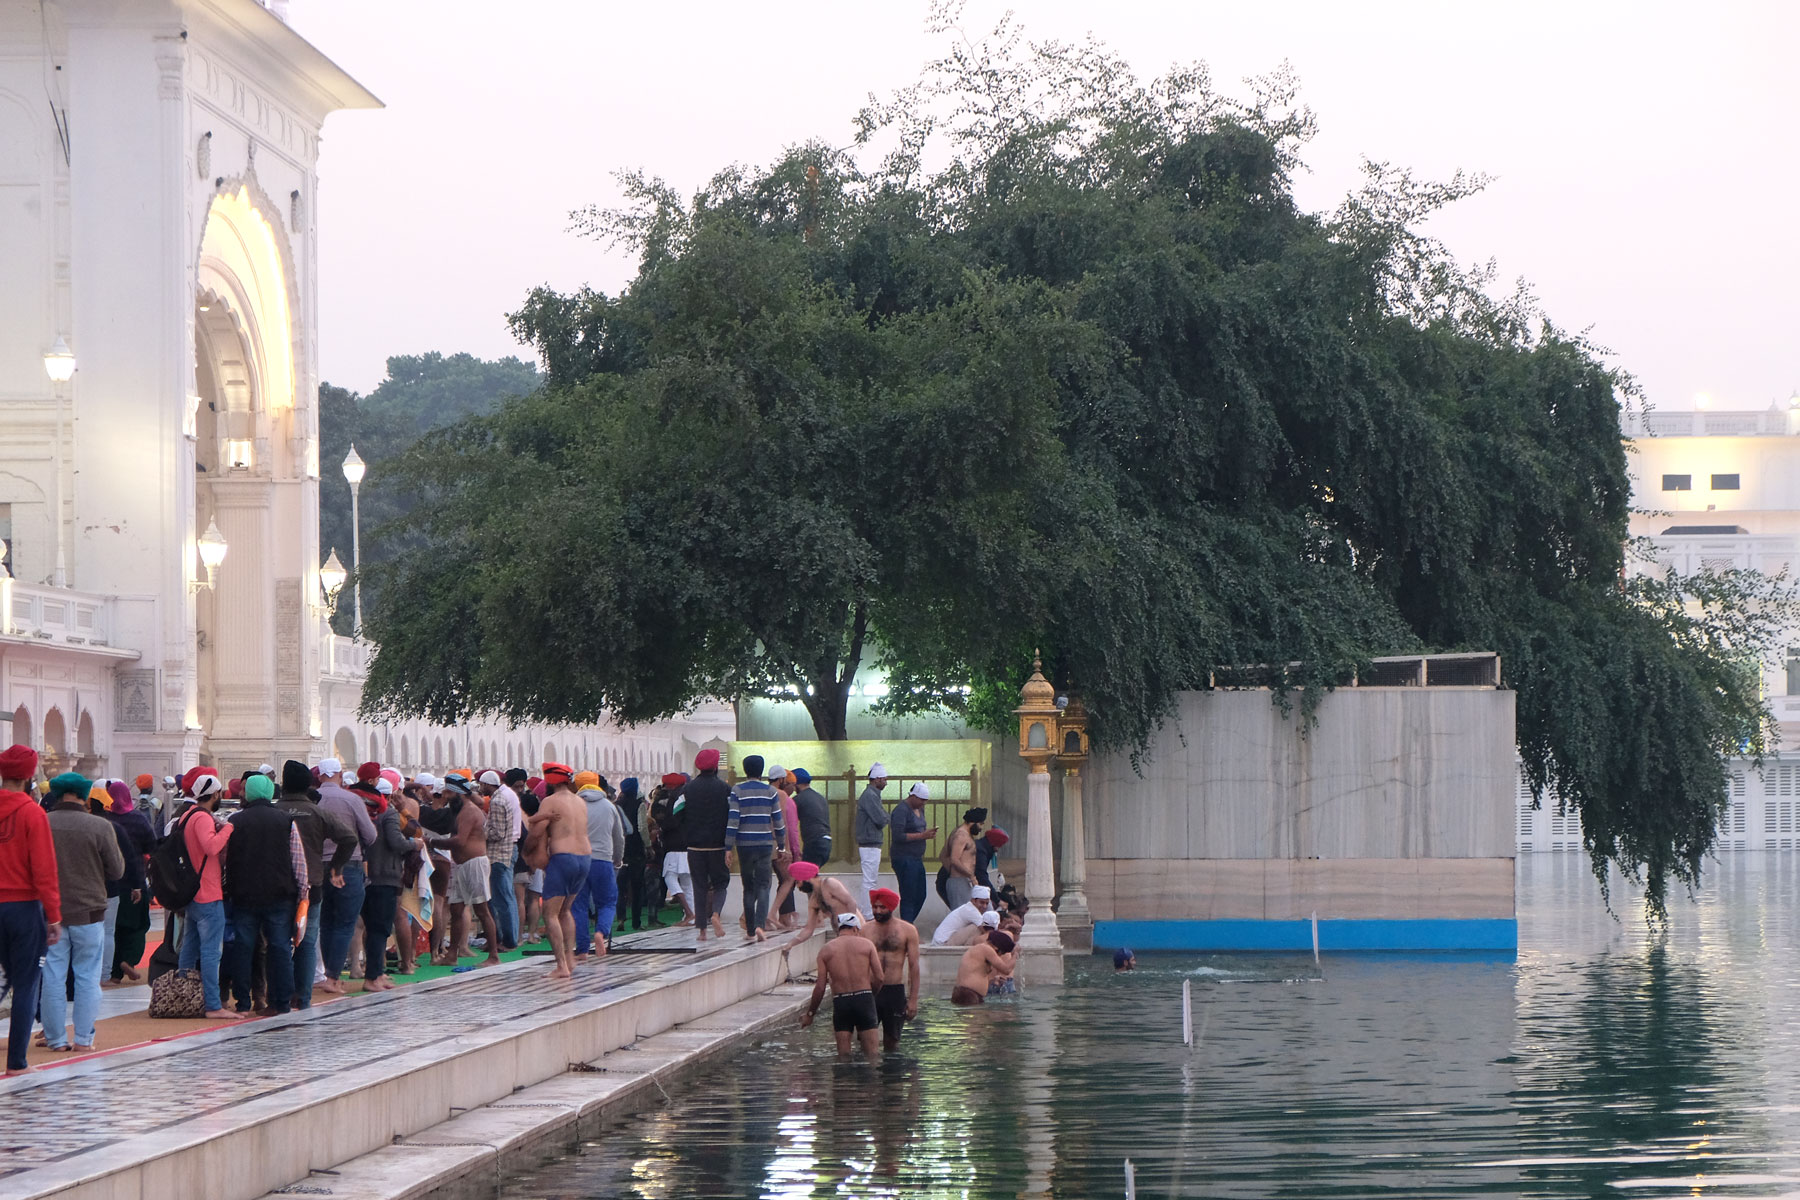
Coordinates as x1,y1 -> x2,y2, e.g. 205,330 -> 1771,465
1019,648 -> 1056,708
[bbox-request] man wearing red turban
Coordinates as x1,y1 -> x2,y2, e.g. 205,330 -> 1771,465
867,887 -> 920,1051
0,745 -> 60,1074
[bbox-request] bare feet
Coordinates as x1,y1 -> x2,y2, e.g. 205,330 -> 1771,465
549,966 -> 571,980
120,964 -> 144,983
364,978 -> 396,991
316,979 -> 345,995
5,1066 -> 32,1077
711,917 -> 726,937
482,955 -> 501,968
205,1008 -> 247,1020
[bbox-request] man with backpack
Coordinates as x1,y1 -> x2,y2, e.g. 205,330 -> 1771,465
170,775 -> 240,1019
224,774 -> 307,1015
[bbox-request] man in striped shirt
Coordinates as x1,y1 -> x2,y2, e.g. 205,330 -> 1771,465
725,757 -> 788,942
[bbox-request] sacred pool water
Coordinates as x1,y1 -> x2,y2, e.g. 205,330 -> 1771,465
503,853 -> 1800,1198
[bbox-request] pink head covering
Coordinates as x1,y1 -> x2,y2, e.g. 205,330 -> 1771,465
106,780 -> 134,813
380,768 -> 403,789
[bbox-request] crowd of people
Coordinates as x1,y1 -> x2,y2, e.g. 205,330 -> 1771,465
0,743 -> 1031,1074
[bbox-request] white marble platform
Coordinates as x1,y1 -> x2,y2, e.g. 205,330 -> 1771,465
0,931 -> 820,1200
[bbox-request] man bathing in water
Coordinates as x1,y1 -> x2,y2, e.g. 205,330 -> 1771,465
802,912 -> 886,1057
781,861 -> 859,950
951,927 -> 1017,1006
528,763 -> 590,979
868,887 -> 920,1051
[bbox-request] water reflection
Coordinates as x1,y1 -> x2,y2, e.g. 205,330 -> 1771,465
506,854 -> 1800,1199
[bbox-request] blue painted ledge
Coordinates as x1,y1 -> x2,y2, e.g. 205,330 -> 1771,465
1093,918 -> 1518,953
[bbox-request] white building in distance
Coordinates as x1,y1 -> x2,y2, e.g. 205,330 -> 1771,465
1519,398 -> 1800,852
0,0 -> 728,783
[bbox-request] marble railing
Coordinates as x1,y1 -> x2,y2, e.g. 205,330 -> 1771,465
0,577 -> 115,646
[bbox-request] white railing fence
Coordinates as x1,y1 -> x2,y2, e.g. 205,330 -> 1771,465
1518,761 -> 1800,853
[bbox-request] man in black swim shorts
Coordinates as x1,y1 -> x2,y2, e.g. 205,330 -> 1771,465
868,887 -> 920,1050
801,911 -> 885,1056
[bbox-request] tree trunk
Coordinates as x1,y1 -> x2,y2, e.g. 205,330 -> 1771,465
805,675 -> 851,741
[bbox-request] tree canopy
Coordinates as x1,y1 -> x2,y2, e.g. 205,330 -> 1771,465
358,15 -> 1794,914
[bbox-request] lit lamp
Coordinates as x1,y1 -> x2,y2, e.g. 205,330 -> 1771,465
42,337 -> 76,383
319,549 -> 347,612
1013,651 -> 1062,955
341,445 -> 365,633
42,338 -> 74,587
196,517 -> 229,590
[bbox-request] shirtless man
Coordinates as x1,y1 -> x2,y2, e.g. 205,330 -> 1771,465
781,861 -> 860,951
951,928 -> 1017,1006
527,763 -> 590,979
939,807 -> 984,911
867,887 -> 920,1051
801,912 -> 885,1057
429,776 -> 501,968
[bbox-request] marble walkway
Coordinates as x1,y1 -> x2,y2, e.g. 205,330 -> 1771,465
0,925 -> 800,1200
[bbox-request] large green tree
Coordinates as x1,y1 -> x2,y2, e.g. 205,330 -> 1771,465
360,17 -> 1793,912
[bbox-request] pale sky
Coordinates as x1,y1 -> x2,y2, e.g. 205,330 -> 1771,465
292,1 -> 1798,414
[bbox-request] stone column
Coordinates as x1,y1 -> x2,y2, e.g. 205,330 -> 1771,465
1057,765 -> 1093,950
1022,762 -> 1062,954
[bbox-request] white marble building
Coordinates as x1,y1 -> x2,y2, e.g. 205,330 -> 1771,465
1518,399 -> 1800,852
0,0 -> 729,782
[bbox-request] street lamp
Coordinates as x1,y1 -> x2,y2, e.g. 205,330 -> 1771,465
341,445 -> 365,632
196,517 -> 229,590
1013,650 -> 1062,957
42,337 -> 75,383
319,549 -> 347,612
42,337 -> 74,587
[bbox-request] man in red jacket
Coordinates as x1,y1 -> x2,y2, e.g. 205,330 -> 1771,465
0,744 -> 61,1075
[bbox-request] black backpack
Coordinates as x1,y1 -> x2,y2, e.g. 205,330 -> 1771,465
147,808 -> 205,910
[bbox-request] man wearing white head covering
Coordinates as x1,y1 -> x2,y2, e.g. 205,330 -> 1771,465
931,884 -> 994,946
853,764 -> 890,916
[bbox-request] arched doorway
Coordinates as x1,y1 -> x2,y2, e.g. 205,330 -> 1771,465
75,710 -> 96,776
193,180 -> 302,762
42,708 -> 66,777
333,727 -> 357,767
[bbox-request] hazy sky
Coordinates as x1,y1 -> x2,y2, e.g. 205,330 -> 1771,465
292,1 -> 1797,413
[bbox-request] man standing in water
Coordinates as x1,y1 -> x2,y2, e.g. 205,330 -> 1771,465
868,887 -> 920,1051
951,927 -> 1017,1006
802,911 -> 885,1057
529,763 -> 591,979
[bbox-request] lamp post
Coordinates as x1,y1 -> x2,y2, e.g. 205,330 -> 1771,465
1055,691 -> 1093,949
1014,651 -> 1062,958
341,445 -> 365,633
319,549 -> 347,612
42,337 -> 74,588
196,517 -> 229,590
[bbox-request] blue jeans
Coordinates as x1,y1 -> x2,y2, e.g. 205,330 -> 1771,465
738,846 -> 774,934
574,860 -> 618,954
489,858 -> 518,949
0,900 -> 48,1071
291,889 -> 322,1007
228,903 -> 295,1014
178,899 -> 227,1013
41,919 -> 104,1049
321,861 -> 366,980
892,855 -> 928,924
